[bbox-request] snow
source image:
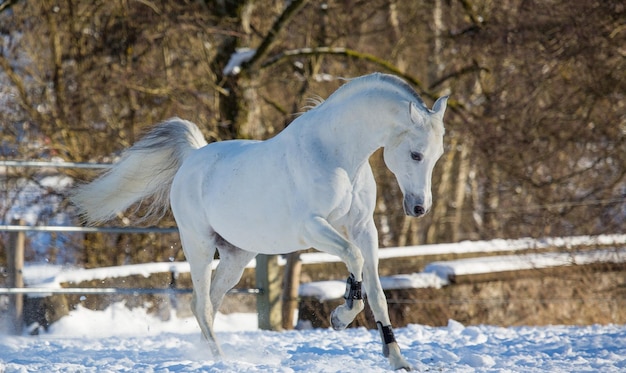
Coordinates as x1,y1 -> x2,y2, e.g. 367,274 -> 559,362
4,235 -> 626,371
376,234 -> 626,259
297,273 -> 447,302
1,173 -> 76,263
1,304 -> 625,372
379,272 -> 448,290
425,248 -> 626,280
295,234 -> 626,264
23,262 -> 193,289
2,174 -> 73,227
222,48 -> 256,76
20,237 -> 626,302
298,280 -> 346,301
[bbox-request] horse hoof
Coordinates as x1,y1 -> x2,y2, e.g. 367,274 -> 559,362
330,309 -> 347,330
392,360 -> 412,371
390,355 -> 412,371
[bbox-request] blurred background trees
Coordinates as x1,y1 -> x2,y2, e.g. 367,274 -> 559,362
1,0 -> 624,266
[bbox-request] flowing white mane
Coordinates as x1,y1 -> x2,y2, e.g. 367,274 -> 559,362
303,73 -> 430,112
314,73 -> 429,112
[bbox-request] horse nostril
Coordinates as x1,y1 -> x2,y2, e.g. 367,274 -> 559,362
414,205 -> 425,216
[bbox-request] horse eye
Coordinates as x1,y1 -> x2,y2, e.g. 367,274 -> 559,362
410,151 -> 423,162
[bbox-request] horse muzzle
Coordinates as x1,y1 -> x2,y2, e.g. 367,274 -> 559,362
403,195 -> 430,217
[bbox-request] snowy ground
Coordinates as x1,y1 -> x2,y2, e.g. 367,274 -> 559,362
2,234 -> 625,371
1,304 -> 625,372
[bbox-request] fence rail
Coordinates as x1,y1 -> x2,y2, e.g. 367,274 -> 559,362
0,287 -> 191,295
4,161 -> 625,333
0,224 -> 178,234
1,218 -> 274,335
0,160 -> 112,169
0,287 -> 261,295
2,158 -> 281,335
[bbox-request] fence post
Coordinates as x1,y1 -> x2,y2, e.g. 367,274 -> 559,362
7,219 -> 25,335
281,252 -> 302,329
255,254 -> 282,330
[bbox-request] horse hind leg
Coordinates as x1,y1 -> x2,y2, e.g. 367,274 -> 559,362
179,228 -> 223,358
191,287 -> 222,357
210,234 -> 257,317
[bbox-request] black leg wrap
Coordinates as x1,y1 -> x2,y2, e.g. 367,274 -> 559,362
377,321 -> 397,357
343,273 -> 362,309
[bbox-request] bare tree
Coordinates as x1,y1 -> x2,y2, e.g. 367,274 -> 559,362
1,0 -> 624,268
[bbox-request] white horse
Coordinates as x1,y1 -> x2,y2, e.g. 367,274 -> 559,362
72,73 -> 448,371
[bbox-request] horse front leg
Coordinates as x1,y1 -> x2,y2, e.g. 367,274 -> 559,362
331,272 -> 365,330
363,266 -> 411,371
303,216 -> 365,329
357,222 -> 412,371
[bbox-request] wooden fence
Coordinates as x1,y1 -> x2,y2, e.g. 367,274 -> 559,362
1,160 -> 283,334
0,221 -> 277,334
2,161 -> 625,334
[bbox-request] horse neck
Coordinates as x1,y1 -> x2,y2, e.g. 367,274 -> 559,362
306,90 -> 404,173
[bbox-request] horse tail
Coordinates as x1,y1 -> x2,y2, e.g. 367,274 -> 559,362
71,118 -> 208,224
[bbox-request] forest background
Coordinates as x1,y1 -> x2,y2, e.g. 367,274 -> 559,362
0,0 -> 624,268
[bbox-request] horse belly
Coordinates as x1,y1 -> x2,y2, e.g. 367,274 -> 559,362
205,159 -> 306,254
209,202 -> 305,254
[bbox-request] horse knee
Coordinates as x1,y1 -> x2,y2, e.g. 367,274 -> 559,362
347,246 -> 364,280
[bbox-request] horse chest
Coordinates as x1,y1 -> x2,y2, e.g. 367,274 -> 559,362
327,190 -> 356,222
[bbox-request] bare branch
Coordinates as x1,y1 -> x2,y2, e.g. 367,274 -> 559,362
457,0 -> 485,28
261,47 -> 437,100
0,0 -> 19,14
429,61 -> 489,90
0,54 -> 41,121
243,0 -> 309,72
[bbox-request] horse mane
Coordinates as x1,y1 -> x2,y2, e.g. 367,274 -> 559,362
376,73 -> 427,110
304,73 -> 428,114
301,95 -> 326,111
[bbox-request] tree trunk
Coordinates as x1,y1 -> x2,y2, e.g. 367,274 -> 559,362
452,143 -> 470,242
486,164 -> 501,237
426,137 -> 457,243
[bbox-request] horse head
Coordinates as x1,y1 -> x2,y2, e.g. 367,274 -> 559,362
383,95 -> 448,217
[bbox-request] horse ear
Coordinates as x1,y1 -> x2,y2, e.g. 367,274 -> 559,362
432,95 -> 449,119
409,102 -> 426,126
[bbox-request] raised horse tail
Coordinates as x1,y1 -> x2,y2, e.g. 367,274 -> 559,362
71,118 -> 208,224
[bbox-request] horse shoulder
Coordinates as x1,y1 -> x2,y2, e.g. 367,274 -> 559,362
350,164 -> 377,218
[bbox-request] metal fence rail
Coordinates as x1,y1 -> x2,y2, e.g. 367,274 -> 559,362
0,159 -> 281,334
0,160 -> 112,169
0,287 -> 261,295
0,224 -> 178,234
